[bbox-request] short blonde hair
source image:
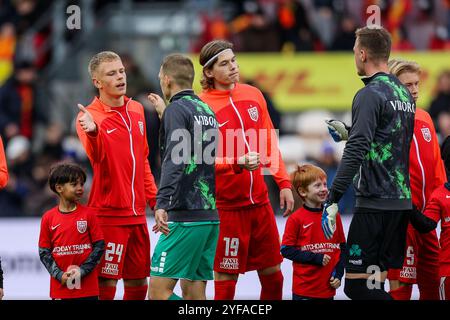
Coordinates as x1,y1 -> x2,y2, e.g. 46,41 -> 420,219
388,58 -> 421,77
88,51 -> 121,77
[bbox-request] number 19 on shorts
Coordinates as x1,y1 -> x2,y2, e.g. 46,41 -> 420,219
224,237 -> 239,257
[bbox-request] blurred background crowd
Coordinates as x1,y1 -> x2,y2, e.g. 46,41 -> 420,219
0,0 -> 449,217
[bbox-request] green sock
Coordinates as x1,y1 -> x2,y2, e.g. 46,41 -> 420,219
168,293 -> 183,300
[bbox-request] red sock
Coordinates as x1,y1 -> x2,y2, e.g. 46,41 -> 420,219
99,286 -> 116,300
259,270 -> 283,300
389,285 -> 412,300
214,280 -> 237,300
123,284 -> 148,300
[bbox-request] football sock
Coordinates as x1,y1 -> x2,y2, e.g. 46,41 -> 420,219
123,284 -> 148,300
214,280 -> 237,300
168,293 -> 183,300
99,285 -> 116,300
259,270 -> 283,300
389,285 -> 412,300
344,278 -> 393,300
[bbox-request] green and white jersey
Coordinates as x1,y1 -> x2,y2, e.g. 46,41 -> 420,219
329,72 -> 415,211
156,90 -> 219,222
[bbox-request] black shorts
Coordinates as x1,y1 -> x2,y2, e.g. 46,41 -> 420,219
345,208 -> 409,274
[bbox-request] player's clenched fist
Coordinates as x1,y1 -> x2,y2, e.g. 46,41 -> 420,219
238,151 -> 260,171
77,104 -> 97,133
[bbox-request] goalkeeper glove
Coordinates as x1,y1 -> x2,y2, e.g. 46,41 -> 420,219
325,119 -> 350,142
322,201 -> 339,239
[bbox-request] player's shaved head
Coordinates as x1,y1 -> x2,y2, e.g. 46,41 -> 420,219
88,51 -> 121,77
161,54 -> 195,88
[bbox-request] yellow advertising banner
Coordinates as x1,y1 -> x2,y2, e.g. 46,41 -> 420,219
192,51 -> 450,111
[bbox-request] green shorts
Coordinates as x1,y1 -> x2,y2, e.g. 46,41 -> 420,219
150,221 -> 219,281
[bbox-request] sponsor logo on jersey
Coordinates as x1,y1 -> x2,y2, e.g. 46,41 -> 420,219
349,259 -> 362,265
421,127 -> 431,142
248,106 -> 258,121
77,220 -> 87,234
349,244 -> 362,257
102,263 -> 119,276
303,222 -> 314,229
53,244 -> 91,256
219,257 -> 239,270
400,266 -> 417,279
138,121 -> 144,135
301,242 -> 340,253
444,216 -> 450,223
194,115 -> 217,127
218,120 -> 229,128
389,100 -> 415,113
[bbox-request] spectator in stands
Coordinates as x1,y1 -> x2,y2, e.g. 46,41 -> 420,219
0,60 -> 48,143
331,16 -> 357,51
8,0 -> 51,68
229,0 -> 280,51
0,22 -> 16,63
429,70 -> 450,139
277,0 -> 315,52
0,135 -> 33,216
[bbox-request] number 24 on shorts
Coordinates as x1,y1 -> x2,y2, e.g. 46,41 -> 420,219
105,242 -> 124,263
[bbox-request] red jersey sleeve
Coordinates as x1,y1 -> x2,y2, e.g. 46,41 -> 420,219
424,190 -> 442,223
38,214 -> 52,249
282,213 -> 301,246
258,90 -> 291,190
0,136 -> 8,188
88,211 -> 104,243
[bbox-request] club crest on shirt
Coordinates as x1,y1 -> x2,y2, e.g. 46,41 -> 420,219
138,121 -> 144,136
421,127 -> 431,142
77,220 -> 87,234
248,106 -> 258,122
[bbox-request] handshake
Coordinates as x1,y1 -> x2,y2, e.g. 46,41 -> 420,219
325,119 -> 350,142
